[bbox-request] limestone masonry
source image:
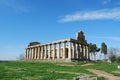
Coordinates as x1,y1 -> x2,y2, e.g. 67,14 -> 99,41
25,31 -> 89,61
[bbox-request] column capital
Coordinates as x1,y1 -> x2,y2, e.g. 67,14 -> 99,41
62,40 -> 67,43
67,38 -> 73,42
58,41 -> 61,44
52,42 -> 57,45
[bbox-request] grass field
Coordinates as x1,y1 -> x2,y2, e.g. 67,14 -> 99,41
0,61 -> 119,80
83,62 -> 120,77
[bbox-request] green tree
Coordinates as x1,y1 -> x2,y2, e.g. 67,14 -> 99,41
17,54 -> 24,60
101,42 -> 107,59
88,43 -> 100,60
88,43 -> 92,60
92,44 -> 97,60
109,54 -> 116,62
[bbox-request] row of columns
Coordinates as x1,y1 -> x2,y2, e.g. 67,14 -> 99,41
25,40 -> 89,61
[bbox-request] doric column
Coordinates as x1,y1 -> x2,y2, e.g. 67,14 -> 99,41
37,46 -> 40,59
80,44 -> 83,60
34,47 -> 37,59
63,41 -> 66,59
73,42 -> 76,59
86,46 -> 89,60
44,45 -> 47,59
41,46 -> 43,59
31,48 -> 34,60
28,48 -> 30,60
77,44 -> 80,59
84,45 -> 88,60
57,42 -> 61,59
25,48 -> 28,60
48,44 -> 51,59
29,48 -> 31,60
83,45 -> 86,60
53,43 -> 56,59
30,48 -> 32,60
68,41 -> 72,59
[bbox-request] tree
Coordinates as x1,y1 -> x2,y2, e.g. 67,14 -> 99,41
101,42 -> 107,59
92,44 -> 97,60
88,43 -> 100,60
88,43 -> 93,60
108,47 -> 118,62
109,54 -> 116,62
17,54 -> 24,60
117,56 -> 120,62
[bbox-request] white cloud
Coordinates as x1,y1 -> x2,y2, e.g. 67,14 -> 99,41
0,0 -> 29,13
101,0 -> 111,5
58,7 -> 120,22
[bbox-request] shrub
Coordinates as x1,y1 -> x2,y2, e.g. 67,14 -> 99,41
109,54 -> 116,62
116,56 -> 120,62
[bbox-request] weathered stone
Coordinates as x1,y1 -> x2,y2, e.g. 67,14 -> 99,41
25,31 -> 89,62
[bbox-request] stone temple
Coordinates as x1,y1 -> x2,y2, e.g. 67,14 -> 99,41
25,31 -> 89,62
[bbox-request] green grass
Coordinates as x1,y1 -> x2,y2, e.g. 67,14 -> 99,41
83,62 -> 120,77
0,61 -> 93,80
1,61 -> 119,80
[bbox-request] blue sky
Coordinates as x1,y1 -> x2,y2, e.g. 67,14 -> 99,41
0,0 -> 120,60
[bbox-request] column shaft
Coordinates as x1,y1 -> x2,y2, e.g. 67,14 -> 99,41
83,46 -> 86,59
86,46 -> 89,60
72,43 -> 76,59
68,41 -> 71,59
53,44 -> 56,59
41,46 -> 43,59
48,44 -> 51,59
37,46 -> 40,59
25,48 -> 28,60
34,47 -> 37,59
44,45 -> 47,59
29,48 -> 31,60
32,48 -> 34,59
57,43 -> 60,59
63,42 -> 66,59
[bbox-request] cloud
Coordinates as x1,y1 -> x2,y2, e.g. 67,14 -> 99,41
88,36 -> 120,42
58,7 -> 120,22
101,0 -> 111,5
0,0 -> 29,13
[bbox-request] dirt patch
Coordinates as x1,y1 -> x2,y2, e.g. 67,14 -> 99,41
54,71 -> 81,75
81,63 -> 93,66
86,69 -> 120,80
56,64 -> 74,67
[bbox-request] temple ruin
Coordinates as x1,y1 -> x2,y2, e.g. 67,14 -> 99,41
25,31 -> 89,61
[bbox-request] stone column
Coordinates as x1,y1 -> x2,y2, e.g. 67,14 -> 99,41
31,48 -> 34,60
48,44 -> 51,59
86,46 -> 89,60
63,41 -> 66,59
34,47 -> 37,59
68,41 -> 71,59
44,45 -> 47,59
57,42 -> 61,59
29,48 -> 31,60
28,48 -> 30,60
53,43 -> 56,59
83,45 -> 86,60
85,46 -> 88,60
80,44 -> 84,60
30,48 -> 32,60
77,44 -> 80,59
37,46 -> 40,59
25,48 -> 28,60
73,42 -> 76,59
41,46 -> 43,59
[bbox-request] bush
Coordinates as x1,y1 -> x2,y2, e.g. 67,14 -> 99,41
116,56 -> 120,62
109,54 -> 116,62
